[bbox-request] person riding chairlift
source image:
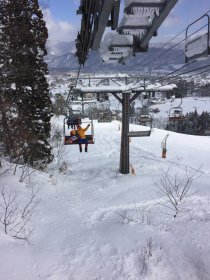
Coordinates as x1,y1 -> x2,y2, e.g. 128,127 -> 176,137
76,124 -> 90,152
67,117 -> 75,129
70,129 -> 77,142
67,116 -> 81,130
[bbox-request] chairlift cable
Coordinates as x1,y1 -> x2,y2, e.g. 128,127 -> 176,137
154,60 -> 196,83
129,62 -> 210,93
140,22 -> 208,70
136,27 -> 187,67
75,63 -> 82,87
137,9 -> 210,70
139,8 -> 210,67
151,50 -> 186,71
135,11 -> 210,84
155,63 -> 210,84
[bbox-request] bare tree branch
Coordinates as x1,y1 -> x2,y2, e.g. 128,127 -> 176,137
155,167 -> 201,217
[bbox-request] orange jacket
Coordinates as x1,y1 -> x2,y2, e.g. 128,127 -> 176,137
77,124 -> 90,139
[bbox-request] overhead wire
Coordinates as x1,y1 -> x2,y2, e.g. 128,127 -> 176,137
65,62 -> 82,116
136,27 -> 186,67
126,9 -> 210,92
73,7 -> 210,110
140,22 -> 208,70
128,63 -> 210,93
135,8 -> 210,71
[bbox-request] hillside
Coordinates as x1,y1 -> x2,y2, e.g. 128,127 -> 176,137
0,105 -> 210,279
46,41 -> 185,73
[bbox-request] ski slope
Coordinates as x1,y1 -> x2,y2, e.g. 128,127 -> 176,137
0,118 -> 210,280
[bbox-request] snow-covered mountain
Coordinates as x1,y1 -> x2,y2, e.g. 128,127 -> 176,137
46,40 -> 76,64
1,96 -> 210,279
46,41 -> 185,73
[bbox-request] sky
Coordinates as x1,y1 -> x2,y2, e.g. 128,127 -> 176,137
43,0 -> 210,44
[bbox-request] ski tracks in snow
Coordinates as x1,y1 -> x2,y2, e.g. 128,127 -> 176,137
33,121 -> 210,280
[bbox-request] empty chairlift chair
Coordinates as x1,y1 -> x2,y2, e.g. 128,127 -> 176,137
128,106 -> 153,138
100,32 -> 133,64
185,13 -> 210,63
118,0 -> 163,53
168,107 -> 186,122
65,115 -> 81,129
137,112 -> 153,136
168,92 -> 186,122
128,115 -> 153,137
98,110 -> 113,123
139,113 -> 153,126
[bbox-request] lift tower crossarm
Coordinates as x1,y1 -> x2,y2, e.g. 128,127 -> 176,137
112,93 -> 122,104
130,92 -> 141,104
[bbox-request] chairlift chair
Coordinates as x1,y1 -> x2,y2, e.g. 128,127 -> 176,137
204,129 -> 210,136
168,94 -> 186,121
65,114 -> 81,128
138,114 -> 153,136
168,107 -> 186,122
90,111 -> 99,120
98,110 -> 112,123
134,88 -> 153,136
185,13 -> 210,63
128,113 -> 153,138
139,94 -> 151,125
63,118 -> 94,145
139,114 -> 153,125
130,110 -> 153,137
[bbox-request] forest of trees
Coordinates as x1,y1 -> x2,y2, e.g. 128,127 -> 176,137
166,110 -> 210,135
0,0 -> 53,169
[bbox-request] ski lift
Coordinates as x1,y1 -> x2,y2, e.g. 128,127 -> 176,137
137,113 -> 153,136
125,88 -> 153,138
90,111 -> 99,120
204,129 -> 210,136
65,114 -> 82,129
138,89 -> 153,133
98,110 -> 112,123
128,113 -> 153,138
185,13 -> 210,63
139,114 -> 153,126
168,94 -> 186,122
63,118 -> 94,145
100,32 -> 133,64
168,107 -> 186,121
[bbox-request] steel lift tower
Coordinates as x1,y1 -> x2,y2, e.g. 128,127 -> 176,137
70,76 -> 176,174
75,0 -> 179,174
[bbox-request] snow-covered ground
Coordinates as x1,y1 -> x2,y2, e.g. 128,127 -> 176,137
0,106 -> 210,279
150,96 -> 210,128
153,96 -> 210,115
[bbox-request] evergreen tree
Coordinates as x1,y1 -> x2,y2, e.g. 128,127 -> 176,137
0,0 -> 15,157
198,111 -> 210,134
198,112 -> 206,135
53,93 -> 67,116
186,110 -> 198,135
166,110 -> 210,136
0,0 -> 53,168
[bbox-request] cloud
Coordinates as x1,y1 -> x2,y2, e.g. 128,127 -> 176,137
73,0 -> 80,6
44,9 -> 76,42
162,13 -> 181,28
